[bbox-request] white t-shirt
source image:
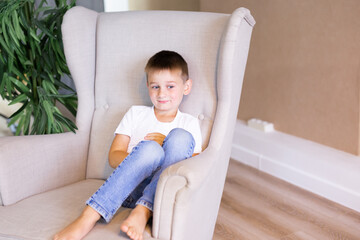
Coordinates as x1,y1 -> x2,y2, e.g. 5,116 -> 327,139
114,106 -> 202,154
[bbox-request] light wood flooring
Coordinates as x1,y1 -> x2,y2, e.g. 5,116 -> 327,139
214,160 -> 360,240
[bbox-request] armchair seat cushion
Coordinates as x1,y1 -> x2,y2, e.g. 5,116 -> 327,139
0,180 -> 154,240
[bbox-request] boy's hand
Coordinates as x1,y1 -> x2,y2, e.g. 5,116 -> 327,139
144,132 -> 166,146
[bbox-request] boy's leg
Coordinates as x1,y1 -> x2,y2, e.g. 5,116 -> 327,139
53,206 -> 100,240
120,128 -> 195,239
136,128 -> 195,210
121,176 -> 152,209
87,140 -> 164,222
53,140 -> 164,240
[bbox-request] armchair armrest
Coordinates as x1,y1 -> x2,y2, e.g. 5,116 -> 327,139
0,132 -> 89,206
153,146 -> 226,239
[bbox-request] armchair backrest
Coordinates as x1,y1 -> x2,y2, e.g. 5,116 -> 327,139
62,7 -> 255,180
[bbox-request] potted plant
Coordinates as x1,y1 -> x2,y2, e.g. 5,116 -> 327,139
0,0 -> 77,135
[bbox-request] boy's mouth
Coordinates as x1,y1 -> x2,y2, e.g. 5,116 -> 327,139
157,100 -> 169,104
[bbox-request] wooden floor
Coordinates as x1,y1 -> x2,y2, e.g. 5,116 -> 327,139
214,160 -> 360,240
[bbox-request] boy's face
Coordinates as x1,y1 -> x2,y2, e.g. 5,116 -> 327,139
147,69 -> 192,115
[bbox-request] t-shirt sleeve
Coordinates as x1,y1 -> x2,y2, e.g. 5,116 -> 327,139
114,107 -> 134,137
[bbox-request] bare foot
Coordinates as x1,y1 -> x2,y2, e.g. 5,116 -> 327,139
120,205 -> 152,240
53,206 -> 101,240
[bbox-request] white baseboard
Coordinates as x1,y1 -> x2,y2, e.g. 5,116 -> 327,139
231,120 -> 360,213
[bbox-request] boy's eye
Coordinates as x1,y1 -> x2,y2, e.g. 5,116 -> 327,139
152,86 -> 159,89
168,85 -> 174,89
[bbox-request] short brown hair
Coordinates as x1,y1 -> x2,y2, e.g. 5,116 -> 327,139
145,50 -> 189,81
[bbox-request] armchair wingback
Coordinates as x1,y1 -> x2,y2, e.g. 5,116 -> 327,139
0,6 -> 255,240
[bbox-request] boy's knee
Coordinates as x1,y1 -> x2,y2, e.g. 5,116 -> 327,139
161,128 -> 195,166
164,128 -> 194,149
140,140 -> 164,155
134,140 -> 164,166
167,128 -> 193,141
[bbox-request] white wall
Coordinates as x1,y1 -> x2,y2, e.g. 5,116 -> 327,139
104,0 -> 129,12
232,120 -> 360,212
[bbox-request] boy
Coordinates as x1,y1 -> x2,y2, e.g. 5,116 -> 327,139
54,50 -> 202,240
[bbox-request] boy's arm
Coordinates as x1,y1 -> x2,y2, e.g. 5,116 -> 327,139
144,132 -> 166,146
108,134 -> 130,168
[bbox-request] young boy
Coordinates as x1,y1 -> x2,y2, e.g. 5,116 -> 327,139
54,50 -> 202,240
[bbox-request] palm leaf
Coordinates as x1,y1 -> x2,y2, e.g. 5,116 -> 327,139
0,0 -> 77,135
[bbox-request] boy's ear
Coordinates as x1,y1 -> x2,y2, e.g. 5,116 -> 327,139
184,79 -> 193,95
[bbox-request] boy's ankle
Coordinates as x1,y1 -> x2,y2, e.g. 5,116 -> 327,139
135,205 -> 152,219
81,206 -> 101,221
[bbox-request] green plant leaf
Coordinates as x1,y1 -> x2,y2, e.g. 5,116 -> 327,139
0,51 -> 6,64
35,19 -> 54,38
54,111 -> 77,132
0,73 -> 4,95
8,22 -> 21,48
48,93 -> 75,98
3,72 -> 14,100
30,28 -> 40,43
0,34 -> 15,58
23,104 -> 32,135
1,17 -> 10,48
57,97 -> 77,116
9,100 -> 28,120
12,11 -> 26,42
42,100 -> 54,124
9,93 -> 27,105
53,79 -> 75,92
43,9 -> 58,16
15,112 -> 25,135
35,6 -> 52,16
7,111 -> 22,128
24,60 -> 32,66
18,9 -> 30,29
8,55 -> 14,74
29,37 -> 36,59
1,0 -> 77,135
9,75 -> 30,93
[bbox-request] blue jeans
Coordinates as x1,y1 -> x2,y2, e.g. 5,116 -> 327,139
86,128 -> 195,222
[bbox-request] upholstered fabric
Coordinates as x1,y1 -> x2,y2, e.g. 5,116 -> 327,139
85,10 -> 230,180
0,180 -> 155,239
0,6 -> 254,239
0,180 -> 102,239
0,133 -> 88,206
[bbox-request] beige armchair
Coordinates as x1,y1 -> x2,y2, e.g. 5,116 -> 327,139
0,6 -> 255,239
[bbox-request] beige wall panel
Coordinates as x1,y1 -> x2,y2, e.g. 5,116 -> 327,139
200,0 -> 360,155
129,0 -> 199,11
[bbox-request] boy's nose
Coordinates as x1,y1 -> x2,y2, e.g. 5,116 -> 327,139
158,88 -> 166,97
